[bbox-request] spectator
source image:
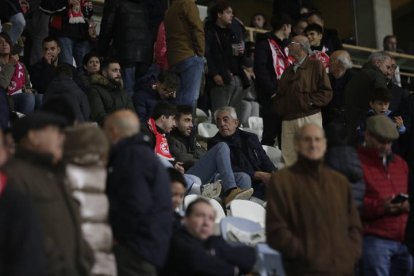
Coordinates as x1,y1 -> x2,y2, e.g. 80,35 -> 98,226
323,50 -> 355,125
359,115 -> 412,275
164,0 -> 205,108
305,11 -> 342,53
87,58 -> 135,125
209,106 -> 275,200
383,35 -> 403,87
104,109 -> 172,276
250,13 -> 267,29
266,123 -> 362,275
168,105 -> 253,205
205,1 -> 248,117
163,198 -> 256,275
168,167 -> 186,229
45,64 -> 90,122
75,51 -> 101,93
273,35 -> 332,166
4,111 -> 94,275
304,23 -> 330,67
64,123 -> 116,276
133,70 -> 180,124
344,51 -> 392,145
386,57 -> 409,112
0,0 -> 26,45
254,13 -> 292,146
291,17 -> 308,36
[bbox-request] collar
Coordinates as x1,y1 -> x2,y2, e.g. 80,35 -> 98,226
292,154 -> 324,177
14,147 -> 63,169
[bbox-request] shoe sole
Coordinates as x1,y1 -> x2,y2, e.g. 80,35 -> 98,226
233,188 -> 254,201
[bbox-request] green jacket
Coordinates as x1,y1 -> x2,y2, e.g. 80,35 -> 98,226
4,148 -> 94,276
87,74 -> 135,125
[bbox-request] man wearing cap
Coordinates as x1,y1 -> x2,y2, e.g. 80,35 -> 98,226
3,111 -> 94,276
358,115 -> 412,275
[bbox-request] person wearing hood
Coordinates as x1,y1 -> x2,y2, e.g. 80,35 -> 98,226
87,58 -> 135,126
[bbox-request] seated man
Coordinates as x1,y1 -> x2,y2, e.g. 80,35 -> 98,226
208,106 -> 276,200
163,198 -> 256,275
168,105 -> 253,205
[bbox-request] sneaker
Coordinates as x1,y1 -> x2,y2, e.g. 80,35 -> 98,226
224,187 -> 254,206
201,180 -> 222,199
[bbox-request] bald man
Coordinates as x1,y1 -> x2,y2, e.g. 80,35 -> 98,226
266,123 -> 362,275
104,110 -> 172,276
273,35 -> 332,166
323,50 -> 355,125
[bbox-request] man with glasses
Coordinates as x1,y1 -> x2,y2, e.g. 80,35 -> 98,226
358,115 -> 412,276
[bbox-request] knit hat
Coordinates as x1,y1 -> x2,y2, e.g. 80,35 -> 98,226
366,115 -> 399,141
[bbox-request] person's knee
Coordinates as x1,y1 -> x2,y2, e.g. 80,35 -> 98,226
215,142 -> 230,153
234,172 -> 252,189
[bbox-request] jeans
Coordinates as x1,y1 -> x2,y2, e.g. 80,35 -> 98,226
11,93 -> 35,115
187,142 -> 252,192
58,37 -> 90,67
363,235 -> 413,276
121,66 -> 135,97
9,13 -> 26,44
157,156 -> 201,190
171,56 -> 204,108
210,75 -> 244,118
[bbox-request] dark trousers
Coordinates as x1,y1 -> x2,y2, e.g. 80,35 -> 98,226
261,105 -> 281,147
114,244 -> 157,276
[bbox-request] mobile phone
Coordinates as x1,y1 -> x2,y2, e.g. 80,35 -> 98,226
391,194 -> 409,204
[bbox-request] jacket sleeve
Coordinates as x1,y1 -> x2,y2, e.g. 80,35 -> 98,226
251,135 -> 276,172
309,60 -> 333,107
205,28 -> 220,78
133,92 -> 149,123
184,1 -> 205,57
168,136 -> 198,170
266,174 -> 305,259
0,64 -> 14,89
79,90 -> 91,121
30,61 -> 55,93
87,86 -> 107,125
361,196 -> 386,220
346,182 -> 363,262
254,39 -> 278,94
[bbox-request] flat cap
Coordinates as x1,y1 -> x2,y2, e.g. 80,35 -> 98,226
366,115 -> 399,141
12,111 -> 68,142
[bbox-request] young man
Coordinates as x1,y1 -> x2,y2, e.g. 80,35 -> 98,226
305,23 -> 330,68
168,105 -> 253,205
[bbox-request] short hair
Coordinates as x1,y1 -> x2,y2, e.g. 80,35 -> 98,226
250,13 -> 267,28
168,168 -> 186,189
0,32 -> 12,48
293,36 -> 312,55
175,105 -> 193,120
100,58 -> 119,72
368,51 -> 392,65
305,10 -> 324,23
383,35 -> 396,45
294,123 -> 325,142
82,51 -> 100,67
270,13 -> 292,31
42,36 -> 60,47
185,197 -> 213,217
151,101 -> 177,120
158,70 -> 180,91
209,1 -> 232,23
214,106 -> 238,120
304,23 -> 323,35
332,51 -> 353,70
369,87 -> 392,103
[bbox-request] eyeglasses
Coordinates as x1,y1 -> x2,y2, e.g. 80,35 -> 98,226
289,41 -> 301,45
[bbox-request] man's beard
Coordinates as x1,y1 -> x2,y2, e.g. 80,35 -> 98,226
108,77 -> 122,88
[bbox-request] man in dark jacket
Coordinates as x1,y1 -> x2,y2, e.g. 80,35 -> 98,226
344,51 -> 392,145
163,198 -> 256,275
209,106 -> 275,199
88,58 -> 135,125
254,13 -> 292,147
104,109 -> 172,276
3,111 -> 94,276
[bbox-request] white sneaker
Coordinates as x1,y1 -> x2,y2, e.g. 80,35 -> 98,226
201,180 -> 222,199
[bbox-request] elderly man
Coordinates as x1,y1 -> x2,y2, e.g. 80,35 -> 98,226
273,35 -> 332,166
266,123 -> 362,275
323,50 -> 355,125
208,106 -> 275,200
163,198 -> 256,275
344,51 -> 393,145
358,115 -> 412,275
104,109 -> 172,276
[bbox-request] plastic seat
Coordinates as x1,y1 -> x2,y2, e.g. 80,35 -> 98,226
220,216 -> 263,245
197,122 -> 219,138
255,243 -> 286,276
248,116 -> 263,132
262,145 -> 282,168
228,199 -> 266,227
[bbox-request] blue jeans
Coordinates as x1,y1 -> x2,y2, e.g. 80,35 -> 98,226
363,235 -> 413,276
9,13 -> 26,45
121,66 -> 135,97
157,156 -> 201,190
187,142 -> 252,192
171,56 -> 204,107
58,37 -> 90,67
11,93 -> 35,115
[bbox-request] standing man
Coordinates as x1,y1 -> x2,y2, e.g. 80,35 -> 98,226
164,0 -> 205,108
104,109 -> 172,276
254,13 -> 292,146
358,115 -> 412,275
273,35 -> 332,166
266,123 -> 362,275
88,58 -> 135,125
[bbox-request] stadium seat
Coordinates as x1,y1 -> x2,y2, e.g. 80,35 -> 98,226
248,116 -> 263,132
262,145 -> 282,168
227,199 -> 266,228
197,122 -> 219,138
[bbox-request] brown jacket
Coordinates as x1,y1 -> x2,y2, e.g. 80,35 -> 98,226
273,57 -> 332,120
266,158 -> 362,276
164,0 -> 205,66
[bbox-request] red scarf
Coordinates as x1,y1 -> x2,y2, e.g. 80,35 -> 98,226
268,39 -> 293,79
310,47 -> 330,68
147,118 -> 174,161
7,62 -> 26,95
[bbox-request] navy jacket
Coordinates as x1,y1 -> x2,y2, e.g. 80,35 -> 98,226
208,129 -> 275,179
106,133 -> 172,268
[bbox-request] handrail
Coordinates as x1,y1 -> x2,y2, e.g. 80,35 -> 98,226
343,44 -> 414,61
